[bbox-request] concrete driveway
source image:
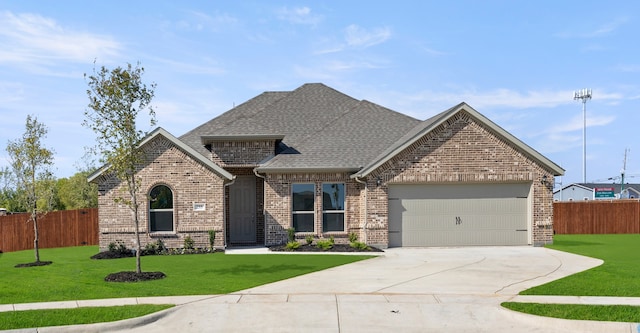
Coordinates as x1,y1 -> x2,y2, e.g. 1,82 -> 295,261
32,247 -> 638,333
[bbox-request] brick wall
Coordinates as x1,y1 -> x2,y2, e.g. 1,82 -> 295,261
96,135 -> 226,251
365,110 -> 554,246
209,140 -> 276,166
263,173 -> 362,245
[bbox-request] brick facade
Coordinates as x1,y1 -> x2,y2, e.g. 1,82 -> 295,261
209,140 -> 276,167
262,172 -> 362,246
97,109 -> 556,249
96,135 -> 226,251
362,110 -> 554,246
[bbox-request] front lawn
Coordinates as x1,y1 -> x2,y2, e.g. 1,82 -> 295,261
0,246 -> 372,304
503,234 -> 640,322
0,305 -> 174,330
522,234 -> 640,296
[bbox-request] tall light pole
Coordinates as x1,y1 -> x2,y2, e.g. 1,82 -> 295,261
574,88 -> 592,183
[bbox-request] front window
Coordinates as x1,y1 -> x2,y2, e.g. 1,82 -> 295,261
292,184 -> 314,232
149,185 -> 174,232
322,183 -> 345,232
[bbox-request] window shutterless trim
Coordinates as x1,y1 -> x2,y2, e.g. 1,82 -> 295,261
321,183 -> 346,232
291,183 -> 315,233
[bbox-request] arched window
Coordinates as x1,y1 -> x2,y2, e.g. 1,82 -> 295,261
149,185 -> 174,232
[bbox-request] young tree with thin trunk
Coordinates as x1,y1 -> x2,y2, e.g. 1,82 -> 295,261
6,115 -> 55,264
83,62 -> 156,274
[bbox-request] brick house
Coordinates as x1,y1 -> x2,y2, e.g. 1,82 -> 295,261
89,83 -> 563,250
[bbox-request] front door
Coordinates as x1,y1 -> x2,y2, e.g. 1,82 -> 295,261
229,175 -> 257,243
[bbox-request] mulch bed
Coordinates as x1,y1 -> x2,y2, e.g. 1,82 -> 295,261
15,261 -> 53,268
104,271 -> 167,282
91,248 -> 219,260
91,251 -> 135,260
269,243 -> 383,252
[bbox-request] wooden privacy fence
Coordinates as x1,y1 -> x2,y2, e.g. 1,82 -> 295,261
553,200 -> 640,234
0,208 -> 98,253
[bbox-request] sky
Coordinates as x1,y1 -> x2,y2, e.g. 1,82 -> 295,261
1,1 -> 639,188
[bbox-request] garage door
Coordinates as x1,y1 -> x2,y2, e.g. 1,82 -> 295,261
388,183 -> 530,247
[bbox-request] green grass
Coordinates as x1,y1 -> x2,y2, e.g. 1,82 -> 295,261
502,302 -> 640,323
0,305 -> 174,330
505,234 -> 640,322
0,246 -> 372,304
522,234 -> 640,296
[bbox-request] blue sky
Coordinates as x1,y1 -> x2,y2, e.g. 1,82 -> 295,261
1,1 -> 639,188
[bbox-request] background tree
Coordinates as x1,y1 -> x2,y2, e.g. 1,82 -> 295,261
6,115 -> 55,264
56,170 -> 98,209
0,166 -> 25,212
83,62 -> 156,274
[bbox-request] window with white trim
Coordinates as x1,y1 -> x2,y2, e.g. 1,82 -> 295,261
322,183 -> 345,232
149,185 -> 174,232
292,183 -> 314,232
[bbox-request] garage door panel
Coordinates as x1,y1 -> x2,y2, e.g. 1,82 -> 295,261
388,184 -> 530,247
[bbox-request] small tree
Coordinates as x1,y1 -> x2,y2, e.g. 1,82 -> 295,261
6,115 -> 56,264
83,62 -> 156,275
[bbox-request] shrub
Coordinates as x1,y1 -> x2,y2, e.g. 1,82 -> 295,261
348,232 -> 358,243
285,241 -> 301,251
305,235 -> 314,245
287,228 -> 296,242
108,240 -> 129,254
329,236 -> 335,244
156,239 -> 167,253
350,241 -> 370,250
208,230 -> 216,250
316,239 -> 333,250
183,235 -> 195,250
144,242 -> 158,255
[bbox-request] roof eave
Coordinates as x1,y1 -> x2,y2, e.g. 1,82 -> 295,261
255,166 -> 360,174
355,103 -> 565,178
201,134 -> 285,144
87,127 -> 235,183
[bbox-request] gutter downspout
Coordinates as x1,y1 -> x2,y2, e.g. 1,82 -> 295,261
223,176 -> 237,250
354,176 -> 368,244
253,168 -> 267,246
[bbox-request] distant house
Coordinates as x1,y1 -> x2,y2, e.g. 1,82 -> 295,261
554,183 -> 640,201
89,83 -> 563,249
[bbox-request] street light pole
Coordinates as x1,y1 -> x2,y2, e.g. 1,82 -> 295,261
574,88 -> 592,183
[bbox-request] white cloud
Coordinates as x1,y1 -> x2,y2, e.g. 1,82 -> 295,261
555,17 -> 628,38
401,88 -> 624,111
173,10 -> 239,32
276,6 -> 322,26
0,11 -> 121,70
344,24 -> 391,48
548,113 -> 616,134
0,81 -> 24,105
615,64 -> 640,73
152,56 -> 225,76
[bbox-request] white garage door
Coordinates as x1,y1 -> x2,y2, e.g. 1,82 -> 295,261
388,183 -> 530,247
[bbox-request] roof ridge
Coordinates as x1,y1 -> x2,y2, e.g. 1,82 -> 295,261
179,91 -> 290,139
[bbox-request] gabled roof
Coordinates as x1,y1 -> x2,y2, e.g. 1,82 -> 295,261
553,183 -> 594,194
180,91 -> 290,158
556,183 -> 640,194
353,102 -> 565,178
180,83 -> 421,172
256,99 -> 420,172
88,127 -> 234,183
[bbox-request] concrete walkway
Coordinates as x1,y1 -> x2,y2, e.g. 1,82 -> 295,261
3,247 -> 640,333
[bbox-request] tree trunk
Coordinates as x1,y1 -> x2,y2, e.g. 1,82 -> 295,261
33,212 -> 40,263
131,178 -> 142,274
134,216 -> 142,274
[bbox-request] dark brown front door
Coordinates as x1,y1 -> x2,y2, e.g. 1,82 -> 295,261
229,175 -> 257,243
